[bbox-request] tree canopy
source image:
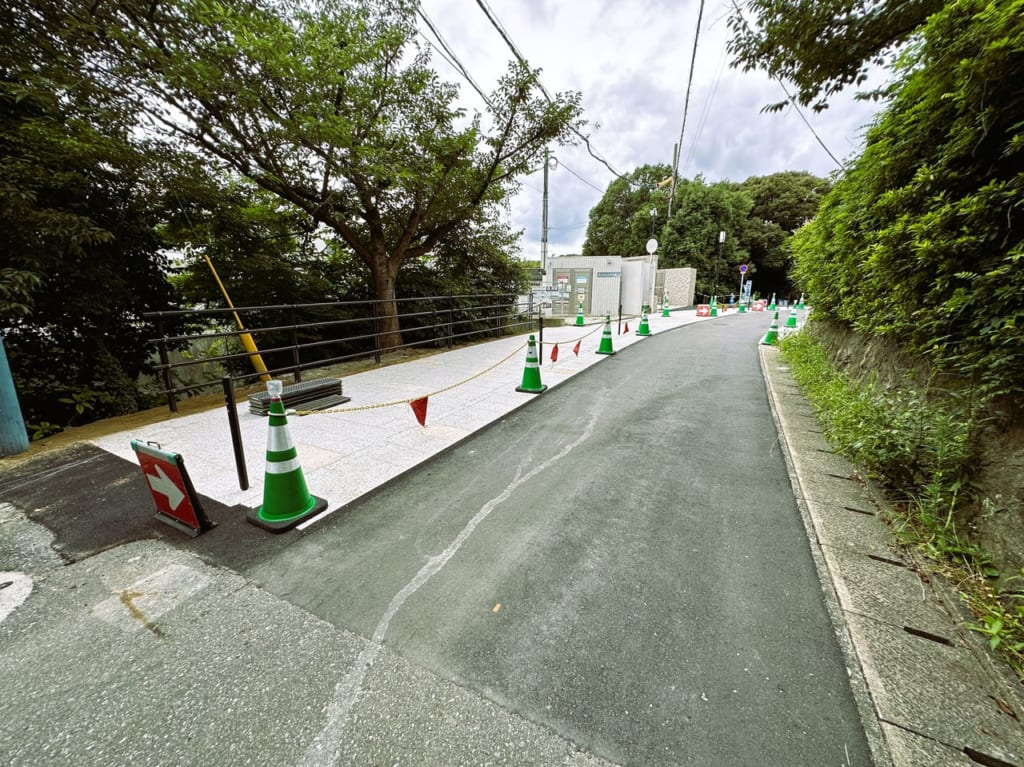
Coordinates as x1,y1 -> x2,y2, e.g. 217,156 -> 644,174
582,168 -> 827,301
1,2 -> 181,428
790,0 -> 1024,402
727,0 -> 944,111
75,0 -> 582,347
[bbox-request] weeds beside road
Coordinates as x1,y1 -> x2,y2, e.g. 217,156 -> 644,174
780,330 -> 1024,681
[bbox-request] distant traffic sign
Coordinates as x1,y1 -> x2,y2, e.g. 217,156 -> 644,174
131,440 -> 215,537
739,264 -> 748,273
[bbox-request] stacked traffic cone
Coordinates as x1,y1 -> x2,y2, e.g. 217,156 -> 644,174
574,302 -> 585,326
768,293 -> 777,311
636,308 -> 653,336
247,380 -> 327,532
515,335 -> 547,393
661,295 -> 670,317
596,315 -> 616,355
760,311 -> 780,346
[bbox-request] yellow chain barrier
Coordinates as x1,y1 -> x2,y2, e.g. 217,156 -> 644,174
295,339 -> 529,416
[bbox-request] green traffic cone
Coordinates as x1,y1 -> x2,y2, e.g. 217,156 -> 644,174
710,296 -> 718,317
574,302 -> 585,326
783,309 -> 799,335
760,311 -> 780,346
636,309 -> 653,336
596,315 -> 616,355
661,296 -> 670,317
248,381 -> 327,532
796,293 -> 806,310
768,293 -> 776,311
515,335 -> 547,393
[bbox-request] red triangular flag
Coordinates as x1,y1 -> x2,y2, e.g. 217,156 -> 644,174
624,322 -> 629,333
410,397 -> 428,427
572,340 -> 581,356
550,343 -> 559,363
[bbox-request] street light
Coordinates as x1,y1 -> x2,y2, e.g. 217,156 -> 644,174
713,230 -> 726,300
541,149 -> 558,278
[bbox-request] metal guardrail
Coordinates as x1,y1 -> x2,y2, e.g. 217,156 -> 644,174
145,293 -> 536,413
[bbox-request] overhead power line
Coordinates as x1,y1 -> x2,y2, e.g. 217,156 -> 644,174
415,4 -> 495,109
471,0 -> 627,182
558,161 -> 604,193
728,0 -> 846,171
667,0 -> 706,220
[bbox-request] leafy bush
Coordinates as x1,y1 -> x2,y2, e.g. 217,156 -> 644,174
791,1 -> 1024,408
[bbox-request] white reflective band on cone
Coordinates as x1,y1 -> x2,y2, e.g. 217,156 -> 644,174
267,425 -> 294,453
265,457 -> 302,474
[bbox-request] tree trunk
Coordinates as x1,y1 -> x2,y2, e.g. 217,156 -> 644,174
370,251 -> 403,351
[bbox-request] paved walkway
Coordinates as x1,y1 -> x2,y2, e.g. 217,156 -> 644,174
91,309 -> 718,529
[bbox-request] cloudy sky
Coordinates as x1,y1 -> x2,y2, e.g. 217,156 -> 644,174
415,0 -> 885,258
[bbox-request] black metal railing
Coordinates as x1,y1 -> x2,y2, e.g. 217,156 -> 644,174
145,293 -> 535,412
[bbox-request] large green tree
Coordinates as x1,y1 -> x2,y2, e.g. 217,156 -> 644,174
736,171 -> 830,298
75,0 -> 581,348
1,3 -> 181,428
658,178 -> 752,300
581,164 -> 671,257
790,0 -> 1024,401
727,0 -> 944,112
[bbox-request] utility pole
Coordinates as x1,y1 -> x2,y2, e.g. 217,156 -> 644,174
541,147 -> 550,276
714,230 -> 726,300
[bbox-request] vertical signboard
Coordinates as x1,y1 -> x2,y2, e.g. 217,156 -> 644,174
130,440 -> 216,537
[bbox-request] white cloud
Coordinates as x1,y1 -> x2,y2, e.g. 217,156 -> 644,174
417,0 -> 882,257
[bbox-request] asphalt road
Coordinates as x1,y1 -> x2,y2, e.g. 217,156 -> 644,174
248,318 -> 873,766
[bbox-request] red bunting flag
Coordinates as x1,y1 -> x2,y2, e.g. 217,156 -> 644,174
410,397 -> 428,427
572,340 -> 581,356
550,343 -> 559,363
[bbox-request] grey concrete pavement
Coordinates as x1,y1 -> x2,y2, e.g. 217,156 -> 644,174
1,305 -> 1023,765
761,344 -> 1024,766
246,316 -> 874,766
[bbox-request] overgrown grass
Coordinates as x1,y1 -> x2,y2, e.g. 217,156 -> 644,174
779,331 -> 1024,678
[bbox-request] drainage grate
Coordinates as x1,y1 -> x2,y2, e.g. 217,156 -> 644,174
868,554 -> 906,567
963,747 -> 1021,767
903,625 -> 955,647
845,506 -> 875,516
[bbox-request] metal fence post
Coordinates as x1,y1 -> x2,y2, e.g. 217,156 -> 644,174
222,376 -> 248,491
156,316 -> 177,413
290,306 -> 302,383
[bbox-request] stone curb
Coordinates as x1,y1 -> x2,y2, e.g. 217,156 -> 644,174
760,343 -> 1024,767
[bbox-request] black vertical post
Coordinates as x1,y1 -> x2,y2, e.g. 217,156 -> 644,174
538,315 -> 544,360
373,301 -> 382,364
156,315 -> 177,413
290,306 -> 302,383
447,297 -> 455,349
222,376 -> 249,491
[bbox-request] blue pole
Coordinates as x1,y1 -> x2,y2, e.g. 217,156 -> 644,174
0,333 -> 29,456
